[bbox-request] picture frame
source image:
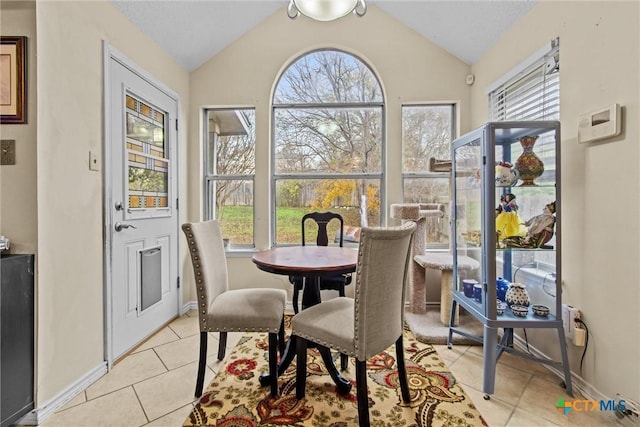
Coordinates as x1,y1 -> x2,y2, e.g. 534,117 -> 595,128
1,36 -> 27,124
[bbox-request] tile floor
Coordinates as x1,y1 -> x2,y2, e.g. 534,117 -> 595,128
36,310 -> 626,427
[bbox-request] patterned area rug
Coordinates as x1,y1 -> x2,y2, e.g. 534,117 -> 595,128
185,322 -> 486,426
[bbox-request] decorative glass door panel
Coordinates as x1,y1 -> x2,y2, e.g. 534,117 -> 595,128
125,94 -> 170,219
452,136 -> 484,314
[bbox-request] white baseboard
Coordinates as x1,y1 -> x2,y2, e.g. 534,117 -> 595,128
181,300 -> 197,314
18,362 -> 107,425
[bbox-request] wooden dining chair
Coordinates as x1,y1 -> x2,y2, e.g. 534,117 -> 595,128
291,222 -> 416,427
182,220 -> 287,397
288,211 -> 352,314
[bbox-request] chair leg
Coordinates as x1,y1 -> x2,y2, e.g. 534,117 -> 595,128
295,336 -> 307,400
340,353 -> 348,371
355,359 -> 370,427
338,284 -> 345,297
395,336 -> 411,403
195,331 -> 208,398
278,317 -> 285,358
268,332 -> 278,396
218,331 -> 227,360
292,284 -> 300,314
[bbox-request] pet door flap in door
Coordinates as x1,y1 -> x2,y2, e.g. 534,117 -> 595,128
140,247 -> 161,311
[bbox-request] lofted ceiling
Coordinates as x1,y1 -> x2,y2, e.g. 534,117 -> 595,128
110,0 -> 537,72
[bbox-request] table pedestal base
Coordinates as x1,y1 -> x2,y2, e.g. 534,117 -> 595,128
259,335 -> 352,395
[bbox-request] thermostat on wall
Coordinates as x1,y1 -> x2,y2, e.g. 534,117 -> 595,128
577,104 -> 622,143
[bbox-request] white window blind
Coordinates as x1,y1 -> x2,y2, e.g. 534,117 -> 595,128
489,38 -> 560,121
489,39 -> 560,268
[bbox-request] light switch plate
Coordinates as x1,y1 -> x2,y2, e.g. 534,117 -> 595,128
89,150 -> 100,171
1,140 -> 16,165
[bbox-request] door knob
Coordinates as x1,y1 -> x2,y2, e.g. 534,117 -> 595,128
114,222 -> 137,232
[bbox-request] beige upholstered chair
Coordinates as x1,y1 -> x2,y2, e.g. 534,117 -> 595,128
291,222 -> 416,426
182,220 -> 287,397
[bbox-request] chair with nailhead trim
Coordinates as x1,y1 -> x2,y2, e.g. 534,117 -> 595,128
182,220 -> 287,398
291,222 -> 416,427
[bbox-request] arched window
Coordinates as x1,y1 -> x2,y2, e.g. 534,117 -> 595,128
272,49 -> 384,244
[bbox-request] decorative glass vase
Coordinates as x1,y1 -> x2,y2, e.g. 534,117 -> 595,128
505,283 -> 530,308
514,135 -> 544,186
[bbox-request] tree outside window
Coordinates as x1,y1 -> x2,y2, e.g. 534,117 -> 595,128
402,104 -> 456,248
272,49 -> 384,245
204,108 -> 255,247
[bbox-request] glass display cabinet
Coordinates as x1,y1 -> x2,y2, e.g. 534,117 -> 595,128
447,121 -> 573,399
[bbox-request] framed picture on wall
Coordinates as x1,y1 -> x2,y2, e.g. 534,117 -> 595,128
1,36 -> 27,124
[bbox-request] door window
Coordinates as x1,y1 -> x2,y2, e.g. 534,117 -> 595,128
125,94 -> 171,219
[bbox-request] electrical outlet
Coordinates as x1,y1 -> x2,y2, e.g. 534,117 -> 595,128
1,140 -> 16,165
562,304 -> 581,340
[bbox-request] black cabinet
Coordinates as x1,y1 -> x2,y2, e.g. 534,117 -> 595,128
1,254 -> 35,427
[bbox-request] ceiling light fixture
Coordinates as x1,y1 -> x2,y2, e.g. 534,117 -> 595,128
287,0 -> 367,21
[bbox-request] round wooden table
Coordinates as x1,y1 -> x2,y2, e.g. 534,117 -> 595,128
253,246 -> 358,394
253,246 -> 357,310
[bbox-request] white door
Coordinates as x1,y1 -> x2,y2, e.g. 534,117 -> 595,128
107,53 -> 179,361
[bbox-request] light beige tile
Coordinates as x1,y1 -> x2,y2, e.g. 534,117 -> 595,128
57,391 -> 86,412
463,383 -> 515,427
145,403 -> 194,426
86,349 -> 166,400
168,314 -> 200,338
556,409 -> 622,427
517,377 -> 619,427
467,344 -> 484,356
496,350 -> 564,383
155,331 -> 229,370
154,333 -> 202,370
448,351 -> 531,405
507,407 -> 561,427
135,361 -> 215,421
42,387 -> 146,427
433,343 -> 469,364
184,309 -> 198,318
466,343 -> 566,384
133,326 -> 181,353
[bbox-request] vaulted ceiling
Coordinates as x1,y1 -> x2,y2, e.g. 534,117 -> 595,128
110,0 -> 537,72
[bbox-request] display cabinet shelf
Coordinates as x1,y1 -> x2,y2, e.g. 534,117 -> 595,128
447,121 -> 573,400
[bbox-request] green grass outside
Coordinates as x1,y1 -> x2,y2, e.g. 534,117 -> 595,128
217,205 -> 357,245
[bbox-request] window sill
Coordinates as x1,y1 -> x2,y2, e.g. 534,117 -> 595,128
224,248 -> 257,258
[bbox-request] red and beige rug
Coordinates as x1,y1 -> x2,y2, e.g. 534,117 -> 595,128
184,323 -> 486,426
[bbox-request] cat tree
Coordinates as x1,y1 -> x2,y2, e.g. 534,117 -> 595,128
390,203 -> 479,326
390,203 -> 444,314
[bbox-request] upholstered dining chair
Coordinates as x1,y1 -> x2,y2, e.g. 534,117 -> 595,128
291,222 -> 416,426
289,211 -> 352,314
182,220 -> 287,398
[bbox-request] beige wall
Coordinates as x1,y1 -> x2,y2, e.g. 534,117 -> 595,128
471,1 -> 639,401
0,1 -> 37,254
3,0 -> 637,412
187,6 -> 472,300
34,0 -> 189,404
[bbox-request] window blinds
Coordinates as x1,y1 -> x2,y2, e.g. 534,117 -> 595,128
489,38 -> 560,121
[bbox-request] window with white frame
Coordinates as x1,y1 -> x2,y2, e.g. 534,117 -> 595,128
272,49 -> 384,245
489,38 -> 560,267
401,104 -> 456,248
203,108 -> 255,248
